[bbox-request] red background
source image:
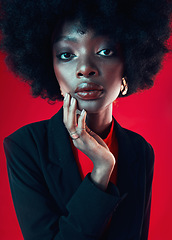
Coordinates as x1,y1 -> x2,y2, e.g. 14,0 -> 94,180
0,38 -> 172,239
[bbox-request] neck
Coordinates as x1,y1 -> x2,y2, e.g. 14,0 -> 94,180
86,104 -> 113,139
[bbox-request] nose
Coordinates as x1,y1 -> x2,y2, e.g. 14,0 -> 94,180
76,59 -> 99,78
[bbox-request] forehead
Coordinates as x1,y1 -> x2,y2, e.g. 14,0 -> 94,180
53,20 -> 115,44
60,20 -> 87,36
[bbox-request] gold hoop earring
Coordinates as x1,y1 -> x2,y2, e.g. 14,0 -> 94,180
121,77 -> 128,95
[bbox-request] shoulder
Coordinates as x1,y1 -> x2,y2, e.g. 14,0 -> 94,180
3,120 -> 49,178
3,119 -> 49,149
114,116 -> 154,155
124,127 -> 153,151
3,119 -> 51,172
122,127 -> 155,172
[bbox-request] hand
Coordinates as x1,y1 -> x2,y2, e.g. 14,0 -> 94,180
63,93 -> 116,190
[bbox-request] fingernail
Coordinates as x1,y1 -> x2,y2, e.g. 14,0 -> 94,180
81,109 -> 86,116
64,93 -> 68,101
71,97 -> 75,105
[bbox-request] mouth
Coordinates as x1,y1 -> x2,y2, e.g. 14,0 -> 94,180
74,82 -> 104,100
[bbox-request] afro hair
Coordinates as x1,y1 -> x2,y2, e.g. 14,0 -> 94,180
0,0 -> 172,104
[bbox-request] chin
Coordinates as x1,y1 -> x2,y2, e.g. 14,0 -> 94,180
77,99 -> 111,114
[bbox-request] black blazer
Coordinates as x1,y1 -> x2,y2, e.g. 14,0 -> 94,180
3,107 -> 154,240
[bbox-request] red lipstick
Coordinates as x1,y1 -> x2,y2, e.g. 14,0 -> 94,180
74,82 -> 104,100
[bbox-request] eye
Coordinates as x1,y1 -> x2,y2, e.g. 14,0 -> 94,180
97,49 -> 114,57
56,52 -> 75,60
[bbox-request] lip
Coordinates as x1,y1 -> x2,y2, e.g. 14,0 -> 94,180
75,82 -> 104,92
74,82 -> 104,100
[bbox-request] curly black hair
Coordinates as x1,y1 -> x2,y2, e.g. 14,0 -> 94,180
0,0 -> 172,104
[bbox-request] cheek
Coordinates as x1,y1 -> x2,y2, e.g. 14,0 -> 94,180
103,63 -> 123,99
53,62 -> 73,93
104,61 -> 123,79
107,79 -> 121,102
104,63 -> 123,86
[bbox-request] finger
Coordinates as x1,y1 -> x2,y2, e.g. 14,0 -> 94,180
63,93 -> 70,125
77,109 -> 86,134
77,110 -> 98,148
68,97 -> 77,133
85,125 -> 92,135
74,111 -> 97,150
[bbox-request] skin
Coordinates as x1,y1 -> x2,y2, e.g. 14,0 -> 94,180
52,20 -> 125,191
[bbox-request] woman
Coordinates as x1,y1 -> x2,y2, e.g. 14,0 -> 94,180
1,0 -> 172,239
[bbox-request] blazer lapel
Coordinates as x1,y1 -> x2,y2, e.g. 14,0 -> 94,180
113,116 -> 137,195
47,107 -> 82,210
108,117 -> 145,239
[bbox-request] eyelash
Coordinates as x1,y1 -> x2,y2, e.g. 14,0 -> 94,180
97,49 -> 114,56
56,52 -> 76,61
56,48 -> 116,61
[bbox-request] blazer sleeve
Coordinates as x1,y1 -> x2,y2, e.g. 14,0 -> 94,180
3,136 -> 124,240
140,143 -> 155,240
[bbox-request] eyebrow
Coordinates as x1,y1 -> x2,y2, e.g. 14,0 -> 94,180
55,36 -> 79,43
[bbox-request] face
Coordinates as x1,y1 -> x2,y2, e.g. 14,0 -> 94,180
52,20 -> 124,113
